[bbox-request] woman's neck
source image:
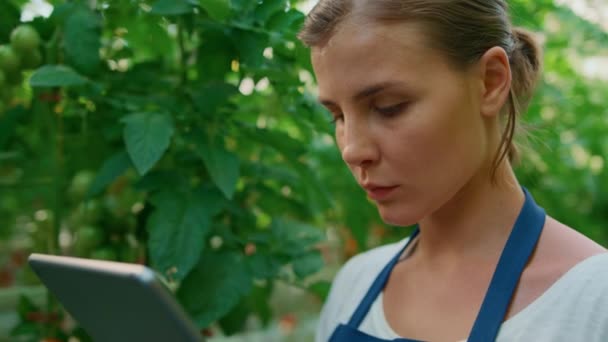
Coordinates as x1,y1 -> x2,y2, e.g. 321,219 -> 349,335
413,162 -> 525,269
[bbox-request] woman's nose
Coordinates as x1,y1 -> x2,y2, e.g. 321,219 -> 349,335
339,119 -> 379,168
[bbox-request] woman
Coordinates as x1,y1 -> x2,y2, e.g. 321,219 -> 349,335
298,1 -> 608,341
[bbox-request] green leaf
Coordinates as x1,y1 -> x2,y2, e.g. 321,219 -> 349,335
9,322 -> 41,338
241,161 -> 298,185
28,16 -> 56,42
135,170 -> 188,193
148,188 -> 222,280
29,65 -> 88,87
122,15 -> 175,61
197,22 -> 236,82
49,3 -> 77,25
16,294 -> 39,320
121,112 -> 174,176
196,141 -> 240,199
239,126 -> 306,160
230,0 -> 255,13
150,0 -> 193,16
177,250 -> 252,329
254,0 -> 287,25
0,105 -> 25,149
294,166 -> 333,215
63,8 -> 102,75
246,253 -> 282,279
191,82 -> 237,116
200,0 -> 231,21
246,284 -> 273,325
266,8 -> 304,32
0,1 -> 19,44
343,189 -> 377,250
232,29 -> 268,68
308,280 -> 332,301
253,183 -> 310,219
87,151 -> 132,197
293,250 -> 324,278
217,299 -> 249,336
217,283 -> 271,334
271,218 -> 324,256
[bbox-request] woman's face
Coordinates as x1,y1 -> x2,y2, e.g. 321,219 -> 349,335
311,21 -> 494,226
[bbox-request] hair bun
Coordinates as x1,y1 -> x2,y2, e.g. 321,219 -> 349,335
510,27 -> 542,110
512,27 -> 542,72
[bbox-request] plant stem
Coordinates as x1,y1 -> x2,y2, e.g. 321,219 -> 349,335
45,103 -> 63,339
178,18 -> 188,86
39,26 -> 64,340
45,28 -> 61,65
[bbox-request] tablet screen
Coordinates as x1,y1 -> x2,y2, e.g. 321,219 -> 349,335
28,254 -> 204,342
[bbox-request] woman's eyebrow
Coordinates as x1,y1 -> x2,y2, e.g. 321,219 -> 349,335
353,82 -> 398,101
318,81 -> 407,107
318,98 -> 336,108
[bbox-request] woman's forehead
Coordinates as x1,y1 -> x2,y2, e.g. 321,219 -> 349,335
311,19 -> 446,75
330,18 -> 429,52
311,22 -> 452,99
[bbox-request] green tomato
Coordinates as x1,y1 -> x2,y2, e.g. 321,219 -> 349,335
79,200 -> 103,223
10,25 -> 41,55
68,170 -> 96,202
0,45 -> 20,74
91,247 -> 118,261
74,225 -> 103,255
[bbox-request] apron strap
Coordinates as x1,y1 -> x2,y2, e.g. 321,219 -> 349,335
468,188 -> 546,341
347,229 -> 420,327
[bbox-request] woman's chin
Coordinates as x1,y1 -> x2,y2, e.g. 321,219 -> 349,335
377,206 -> 420,227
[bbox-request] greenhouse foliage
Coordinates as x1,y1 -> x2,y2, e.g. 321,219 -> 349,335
0,0 -> 607,340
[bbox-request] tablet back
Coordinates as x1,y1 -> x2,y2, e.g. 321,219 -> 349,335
28,253 -> 204,342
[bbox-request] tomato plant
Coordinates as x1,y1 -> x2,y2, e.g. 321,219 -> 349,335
1,0 -> 608,341
2,0 -> 339,340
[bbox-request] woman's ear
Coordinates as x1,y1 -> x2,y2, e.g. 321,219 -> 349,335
478,46 -> 512,117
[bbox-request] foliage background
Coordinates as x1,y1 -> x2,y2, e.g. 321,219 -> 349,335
0,0 -> 607,340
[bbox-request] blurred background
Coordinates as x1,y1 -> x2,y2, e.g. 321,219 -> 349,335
0,0 -> 607,341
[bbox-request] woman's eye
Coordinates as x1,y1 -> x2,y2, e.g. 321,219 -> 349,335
321,105 -> 344,124
374,102 -> 407,117
330,112 -> 344,124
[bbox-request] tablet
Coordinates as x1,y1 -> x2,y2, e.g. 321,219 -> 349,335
28,253 -> 204,342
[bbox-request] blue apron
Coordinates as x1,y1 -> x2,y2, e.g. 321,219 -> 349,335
328,188 -> 546,342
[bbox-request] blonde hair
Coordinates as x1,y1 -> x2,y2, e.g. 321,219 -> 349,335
299,0 -> 542,176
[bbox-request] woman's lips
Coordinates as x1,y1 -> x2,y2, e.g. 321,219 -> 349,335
363,185 -> 399,201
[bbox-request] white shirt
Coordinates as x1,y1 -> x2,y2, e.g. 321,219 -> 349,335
316,237 -> 608,342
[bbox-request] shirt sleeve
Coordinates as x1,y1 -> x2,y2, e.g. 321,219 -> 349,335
314,257 -> 358,342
